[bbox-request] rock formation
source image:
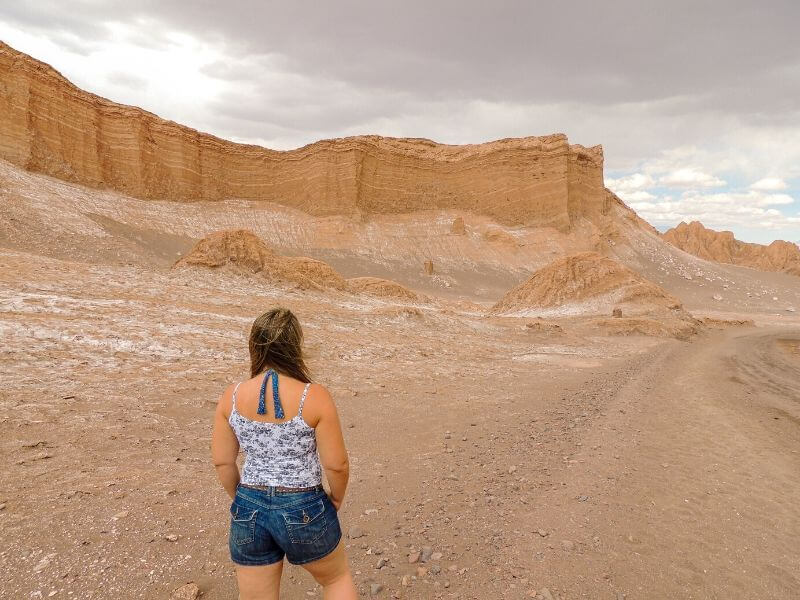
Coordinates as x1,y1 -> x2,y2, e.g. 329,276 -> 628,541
176,229 -> 426,297
663,221 -> 800,277
0,41 -> 608,230
174,229 -> 347,290
347,277 -> 424,302
491,252 -> 681,315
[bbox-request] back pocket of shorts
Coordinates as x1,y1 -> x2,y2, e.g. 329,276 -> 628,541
230,505 -> 258,546
282,500 -> 327,544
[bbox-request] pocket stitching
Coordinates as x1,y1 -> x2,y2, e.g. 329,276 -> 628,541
283,500 -> 328,544
230,507 -> 257,546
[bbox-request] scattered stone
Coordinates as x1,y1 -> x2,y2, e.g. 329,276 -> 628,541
0,503 -> 6,511
612,307 -> 623,318
370,583 -> 383,596
365,508 -> 378,516
164,534 -> 179,542
430,564 -> 441,574
33,553 -> 56,573
416,566 -> 428,577
348,526 -> 365,539
539,587 -> 555,600
112,510 -> 129,520
420,546 -> 433,562
443,581 -> 450,588
376,557 -> 389,569
170,582 -> 201,600
712,294 -> 723,301
424,260 -> 434,275
401,575 -> 411,586
561,540 -> 575,551
508,465 -> 517,474
431,552 -> 443,561
407,550 -> 421,564
537,530 -> 548,537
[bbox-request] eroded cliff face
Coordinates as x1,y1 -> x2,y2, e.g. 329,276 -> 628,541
0,41 -> 606,230
663,221 -> 800,277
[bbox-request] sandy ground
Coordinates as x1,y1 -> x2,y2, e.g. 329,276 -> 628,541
1,163 -> 800,599
1,246 -> 799,600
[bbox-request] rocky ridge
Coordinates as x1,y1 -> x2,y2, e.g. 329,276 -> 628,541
663,221 -> 800,277
0,41 -> 606,231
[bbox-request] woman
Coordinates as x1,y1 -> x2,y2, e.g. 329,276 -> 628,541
211,308 -> 357,600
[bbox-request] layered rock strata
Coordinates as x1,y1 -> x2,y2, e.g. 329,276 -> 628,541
0,41 -> 607,230
491,252 -> 682,315
663,221 -> 800,277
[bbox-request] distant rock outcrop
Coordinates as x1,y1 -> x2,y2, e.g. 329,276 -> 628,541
347,277 -> 424,301
663,221 -> 800,277
0,41 -> 608,230
176,229 -> 424,298
174,229 -> 347,290
491,252 -> 681,315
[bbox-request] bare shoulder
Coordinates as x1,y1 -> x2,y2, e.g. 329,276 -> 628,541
216,382 -> 237,419
302,383 -> 337,426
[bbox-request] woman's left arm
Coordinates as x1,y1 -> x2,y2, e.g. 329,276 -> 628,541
211,386 -> 240,499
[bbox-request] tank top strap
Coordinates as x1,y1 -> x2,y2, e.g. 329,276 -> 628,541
231,382 -> 242,412
298,383 -> 312,417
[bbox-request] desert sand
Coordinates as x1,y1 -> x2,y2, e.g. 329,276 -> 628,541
1,43 -> 800,600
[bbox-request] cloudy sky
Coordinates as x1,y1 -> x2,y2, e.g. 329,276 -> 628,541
2,1 -> 799,244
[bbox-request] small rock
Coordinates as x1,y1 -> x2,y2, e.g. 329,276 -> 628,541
712,294 -> 723,301
537,530 -> 548,537
508,465 -> 517,474
420,546 -> 433,562
561,540 -> 575,551
416,566 -> 428,577
401,575 -> 410,586
370,583 -> 383,596
33,553 -> 56,573
164,534 -> 179,542
539,587 -> 555,600
612,307 -> 623,318
170,582 -> 201,600
407,551 -> 420,564
113,510 -> 129,520
431,552 -> 443,561
430,564 -> 441,574
0,503 -> 6,511
376,558 -> 389,569
348,526 -> 365,539
443,581 -> 450,588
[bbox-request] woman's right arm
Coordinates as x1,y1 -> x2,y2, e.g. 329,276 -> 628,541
312,385 -> 350,511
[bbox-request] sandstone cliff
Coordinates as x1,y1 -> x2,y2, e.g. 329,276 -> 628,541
663,221 -> 800,277
0,41 -> 607,230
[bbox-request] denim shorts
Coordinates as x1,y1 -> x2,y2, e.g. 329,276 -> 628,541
229,484 -> 342,566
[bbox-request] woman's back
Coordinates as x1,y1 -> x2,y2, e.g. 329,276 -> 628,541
228,370 -> 323,488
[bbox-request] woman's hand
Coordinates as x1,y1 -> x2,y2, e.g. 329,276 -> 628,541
328,493 -> 342,512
